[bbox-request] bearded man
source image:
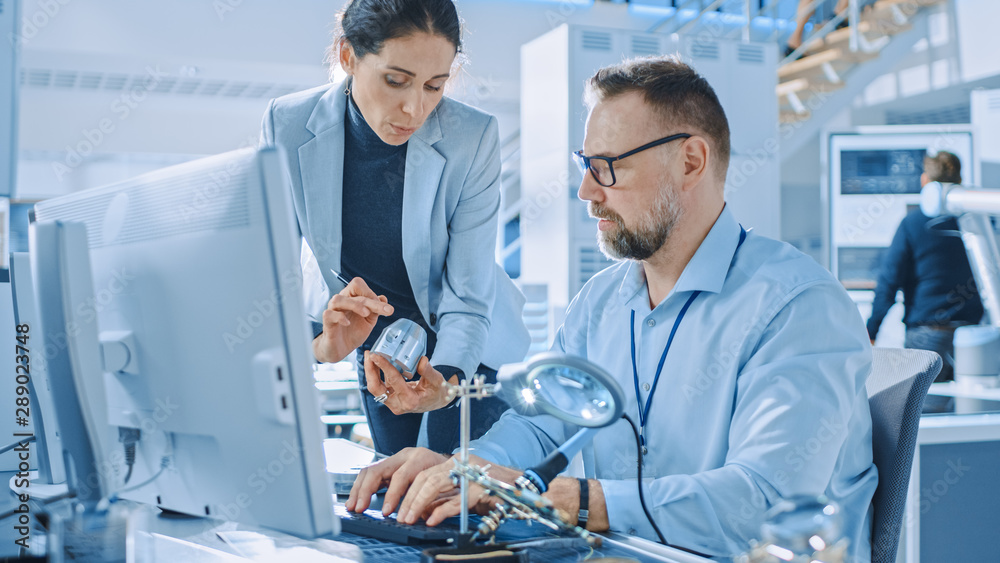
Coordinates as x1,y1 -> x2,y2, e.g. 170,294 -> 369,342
347,56 -> 878,562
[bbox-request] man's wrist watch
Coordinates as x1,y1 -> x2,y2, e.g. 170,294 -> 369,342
577,478 -> 589,527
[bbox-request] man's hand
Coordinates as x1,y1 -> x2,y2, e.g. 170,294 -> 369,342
346,447 -> 448,515
365,354 -> 456,415
313,278 -> 393,363
349,449 -> 613,532
396,453 -> 521,526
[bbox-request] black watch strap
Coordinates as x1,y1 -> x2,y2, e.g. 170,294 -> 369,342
578,478 -> 589,527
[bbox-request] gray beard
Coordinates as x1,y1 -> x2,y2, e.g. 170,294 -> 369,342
592,187 -> 682,261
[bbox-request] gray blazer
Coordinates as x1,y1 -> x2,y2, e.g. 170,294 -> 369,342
260,81 -> 529,378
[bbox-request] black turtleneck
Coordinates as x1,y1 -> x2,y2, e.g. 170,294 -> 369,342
339,93 -> 437,355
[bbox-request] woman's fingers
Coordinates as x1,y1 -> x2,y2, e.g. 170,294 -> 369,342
363,351 -> 388,397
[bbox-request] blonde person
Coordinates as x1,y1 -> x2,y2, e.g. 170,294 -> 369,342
260,0 -> 529,455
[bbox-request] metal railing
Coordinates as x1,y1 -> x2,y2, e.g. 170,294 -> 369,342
645,0 -> 875,59
780,0 -> 865,64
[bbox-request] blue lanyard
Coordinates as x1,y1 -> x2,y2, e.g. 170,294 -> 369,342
630,226 -> 746,456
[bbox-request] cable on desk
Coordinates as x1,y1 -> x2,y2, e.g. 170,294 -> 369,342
102,455 -> 170,508
0,435 -> 36,455
101,429 -> 175,510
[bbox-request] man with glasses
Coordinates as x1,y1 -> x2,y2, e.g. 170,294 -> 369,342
347,56 -> 877,560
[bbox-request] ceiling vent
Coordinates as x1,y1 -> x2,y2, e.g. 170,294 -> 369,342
581,31 -> 613,52
690,40 -> 720,60
631,35 -> 660,56
21,67 -> 312,100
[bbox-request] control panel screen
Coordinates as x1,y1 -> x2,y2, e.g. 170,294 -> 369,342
840,149 -> 925,195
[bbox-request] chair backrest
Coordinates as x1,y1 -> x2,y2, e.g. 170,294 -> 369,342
866,348 -> 941,563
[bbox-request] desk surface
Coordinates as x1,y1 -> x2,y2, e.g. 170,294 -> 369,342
136,504 -> 711,563
922,382 -> 1000,417
0,488 -> 711,563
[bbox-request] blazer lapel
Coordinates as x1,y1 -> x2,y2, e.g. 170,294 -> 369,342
402,108 -> 445,317
298,84 -> 348,280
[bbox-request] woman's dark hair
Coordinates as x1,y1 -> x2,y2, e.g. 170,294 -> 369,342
327,0 -> 463,77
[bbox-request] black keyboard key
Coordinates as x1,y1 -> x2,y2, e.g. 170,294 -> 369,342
336,506 -> 475,546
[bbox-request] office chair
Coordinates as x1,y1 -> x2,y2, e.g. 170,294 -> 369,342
866,347 -> 941,563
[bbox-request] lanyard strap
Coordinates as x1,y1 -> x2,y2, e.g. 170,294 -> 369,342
630,226 -> 747,450
630,293 -> 698,446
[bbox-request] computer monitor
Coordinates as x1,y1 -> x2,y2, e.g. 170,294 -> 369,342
31,148 -> 335,537
28,221 -> 117,508
8,251 -> 69,498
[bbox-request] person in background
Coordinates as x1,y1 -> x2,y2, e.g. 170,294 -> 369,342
785,0 -> 880,58
347,55 -> 877,561
260,0 -> 529,455
867,151 -> 983,382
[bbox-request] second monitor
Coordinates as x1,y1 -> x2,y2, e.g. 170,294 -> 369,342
31,148 -> 335,537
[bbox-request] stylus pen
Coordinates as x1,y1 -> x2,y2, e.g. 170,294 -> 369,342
330,269 -> 353,291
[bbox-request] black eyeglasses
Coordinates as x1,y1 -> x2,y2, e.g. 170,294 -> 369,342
572,133 -> 692,188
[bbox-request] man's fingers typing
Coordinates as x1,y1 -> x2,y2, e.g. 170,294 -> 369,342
426,495 -> 463,526
399,464 -> 456,524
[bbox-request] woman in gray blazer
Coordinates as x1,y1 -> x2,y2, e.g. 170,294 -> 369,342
260,0 -> 529,455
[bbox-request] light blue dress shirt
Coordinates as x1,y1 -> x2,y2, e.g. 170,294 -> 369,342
470,206 -> 877,561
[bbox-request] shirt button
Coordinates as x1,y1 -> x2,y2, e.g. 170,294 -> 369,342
646,319 -> 656,327
642,383 -> 651,392
429,313 -> 437,325
628,528 -> 638,536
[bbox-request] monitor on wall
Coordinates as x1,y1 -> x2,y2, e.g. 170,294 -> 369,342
827,128 -> 976,289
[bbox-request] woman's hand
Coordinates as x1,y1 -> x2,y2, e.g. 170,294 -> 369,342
364,354 -> 457,415
313,278 -> 393,363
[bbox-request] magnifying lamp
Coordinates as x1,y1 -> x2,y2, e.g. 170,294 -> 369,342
494,352 -> 625,493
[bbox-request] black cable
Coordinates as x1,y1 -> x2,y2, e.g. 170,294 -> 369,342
622,413 -> 668,545
118,428 -> 140,484
621,414 -> 712,559
0,435 -> 36,456
110,456 -> 169,499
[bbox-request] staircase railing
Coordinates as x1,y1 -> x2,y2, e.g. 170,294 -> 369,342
644,0 -> 874,60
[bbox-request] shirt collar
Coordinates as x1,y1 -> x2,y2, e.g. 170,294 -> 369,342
617,205 -> 743,305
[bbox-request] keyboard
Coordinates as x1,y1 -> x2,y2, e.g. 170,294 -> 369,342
335,505 -> 475,545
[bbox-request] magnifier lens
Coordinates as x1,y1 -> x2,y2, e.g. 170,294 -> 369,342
529,365 -> 615,426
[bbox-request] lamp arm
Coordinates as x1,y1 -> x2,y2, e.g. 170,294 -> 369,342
522,427 -> 601,493
448,460 -> 599,545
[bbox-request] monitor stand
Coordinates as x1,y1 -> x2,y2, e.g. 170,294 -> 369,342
9,472 -> 70,501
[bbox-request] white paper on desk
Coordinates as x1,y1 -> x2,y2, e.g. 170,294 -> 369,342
143,533 -> 249,562
216,530 -> 362,563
